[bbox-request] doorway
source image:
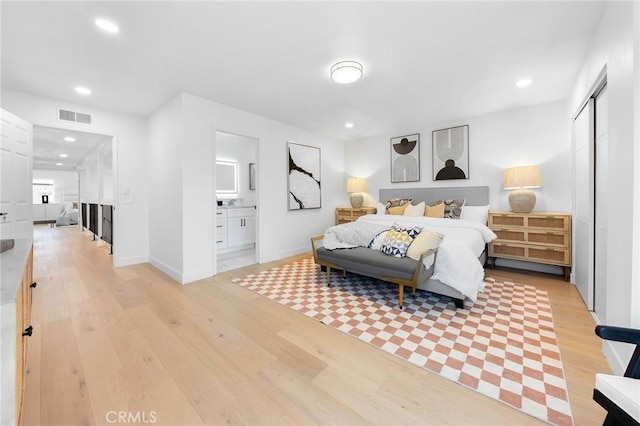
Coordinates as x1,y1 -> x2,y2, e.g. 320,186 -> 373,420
214,131 -> 258,273
32,125 -> 115,251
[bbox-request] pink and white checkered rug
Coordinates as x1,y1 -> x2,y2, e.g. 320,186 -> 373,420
233,257 -> 573,425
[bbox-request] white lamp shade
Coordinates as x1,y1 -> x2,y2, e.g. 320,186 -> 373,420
330,61 -> 363,84
346,177 -> 368,193
503,166 -> 542,189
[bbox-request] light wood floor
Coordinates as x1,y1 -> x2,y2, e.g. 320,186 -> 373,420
21,224 -> 611,425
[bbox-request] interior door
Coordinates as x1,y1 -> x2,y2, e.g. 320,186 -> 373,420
573,99 -> 595,309
0,109 -> 33,239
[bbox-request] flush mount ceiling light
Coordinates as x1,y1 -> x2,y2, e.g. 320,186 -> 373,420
59,154 -> 68,158
330,61 -> 363,84
95,18 -> 119,34
64,136 -> 76,142
75,86 -> 92,95
345,122 -> 354,128
56,163 -> 63,166
516,78 -> 533,88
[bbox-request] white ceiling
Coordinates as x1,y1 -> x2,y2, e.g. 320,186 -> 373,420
32,126 -> 111,171
2,1 -> 605,143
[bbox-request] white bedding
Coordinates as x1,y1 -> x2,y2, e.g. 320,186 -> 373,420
56,208 -> 79,226
329,215 -> 497,302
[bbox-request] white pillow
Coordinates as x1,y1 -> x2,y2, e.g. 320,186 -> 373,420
461,205 -> 490,224
376,202 -> 386,215
403,201 -> 426,217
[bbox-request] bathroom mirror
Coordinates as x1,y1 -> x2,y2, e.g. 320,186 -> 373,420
216,160 -> 238,195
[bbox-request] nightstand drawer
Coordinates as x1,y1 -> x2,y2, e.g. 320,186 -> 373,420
489,213 -> 570,232
493,229 -> 570,248
489,242 -> 571,266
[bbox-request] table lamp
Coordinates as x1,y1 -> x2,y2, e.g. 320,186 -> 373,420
347,177 -> 368,208
503,166 -> 542,213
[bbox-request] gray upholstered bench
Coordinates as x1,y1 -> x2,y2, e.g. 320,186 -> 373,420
311,235 -> 436,309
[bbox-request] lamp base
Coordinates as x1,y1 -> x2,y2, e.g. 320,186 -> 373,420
350,193 -> 364,208
508,189 -> 536,213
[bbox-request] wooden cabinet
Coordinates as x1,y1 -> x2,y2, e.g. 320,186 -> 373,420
488,211 -> 572,280
335,207 -> 377,225
1,240 -> 34,426
217,207 -> 256,253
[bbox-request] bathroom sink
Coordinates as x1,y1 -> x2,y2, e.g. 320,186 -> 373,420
0,239 -> 15,253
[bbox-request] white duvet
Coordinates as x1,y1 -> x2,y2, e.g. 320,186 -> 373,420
325,215 -> 497,302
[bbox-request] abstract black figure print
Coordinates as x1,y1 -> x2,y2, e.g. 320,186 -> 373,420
432,125 -> 469,181
287,141 -> 321,210
390,133 -> 420,183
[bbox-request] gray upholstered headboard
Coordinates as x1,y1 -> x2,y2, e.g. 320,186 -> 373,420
379,186 -> 489,206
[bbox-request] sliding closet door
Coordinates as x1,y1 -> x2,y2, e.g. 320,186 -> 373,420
594,85 -> 608,319
573,99 -> 595,310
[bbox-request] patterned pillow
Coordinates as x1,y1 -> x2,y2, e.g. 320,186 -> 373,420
380,224 -> 423,257
433,199 -> 466,219
368,230 -> 389,250
385,198 -> 412,212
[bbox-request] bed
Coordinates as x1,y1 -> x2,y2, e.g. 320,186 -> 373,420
55,208 -> 79,227
314,186 -> 496,308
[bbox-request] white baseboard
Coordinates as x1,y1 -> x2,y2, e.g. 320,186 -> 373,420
181,268 -> 213,284
113,255 -> 148,268
259,245 -> 309,264
148,256 -> 182,283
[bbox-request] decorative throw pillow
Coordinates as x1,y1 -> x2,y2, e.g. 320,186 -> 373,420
406,230 -> 444,260
385,198 -> 412,212
433,199 -> 466,219
368,230 -> 389,250
424,203 -> 445,218
376,202 -> 387,215
460,205 -> 491,224
388,204 -> 409,215
380,224 -> 423,257
403,201 -> 426,217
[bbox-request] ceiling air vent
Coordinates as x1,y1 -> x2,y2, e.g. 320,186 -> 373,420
58,109 -> 92,125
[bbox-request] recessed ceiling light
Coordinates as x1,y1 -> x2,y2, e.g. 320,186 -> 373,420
95,18 -> 119,34
75,86 -> 92,95
64,136 -> 76,142
59,154 -> 68,158
330,61 -> 363,84
56,163 -> 63,166
345,122 -> 354,128
516,79 -> 532,88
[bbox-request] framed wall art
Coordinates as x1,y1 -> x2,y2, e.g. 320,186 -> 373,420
390,133 -> 420,183
432,125 -> 469,181
287,141 -> 321,210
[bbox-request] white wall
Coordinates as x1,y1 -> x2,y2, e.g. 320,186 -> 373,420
33,169 -> 78,204
147,95 -> 184,281
150,92 -> 344,283
566,1 -> 639,375
1,88 -> 149,267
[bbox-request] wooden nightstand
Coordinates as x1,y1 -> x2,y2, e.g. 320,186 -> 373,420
335,207 -> 377,225
488,211 -> 572,281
